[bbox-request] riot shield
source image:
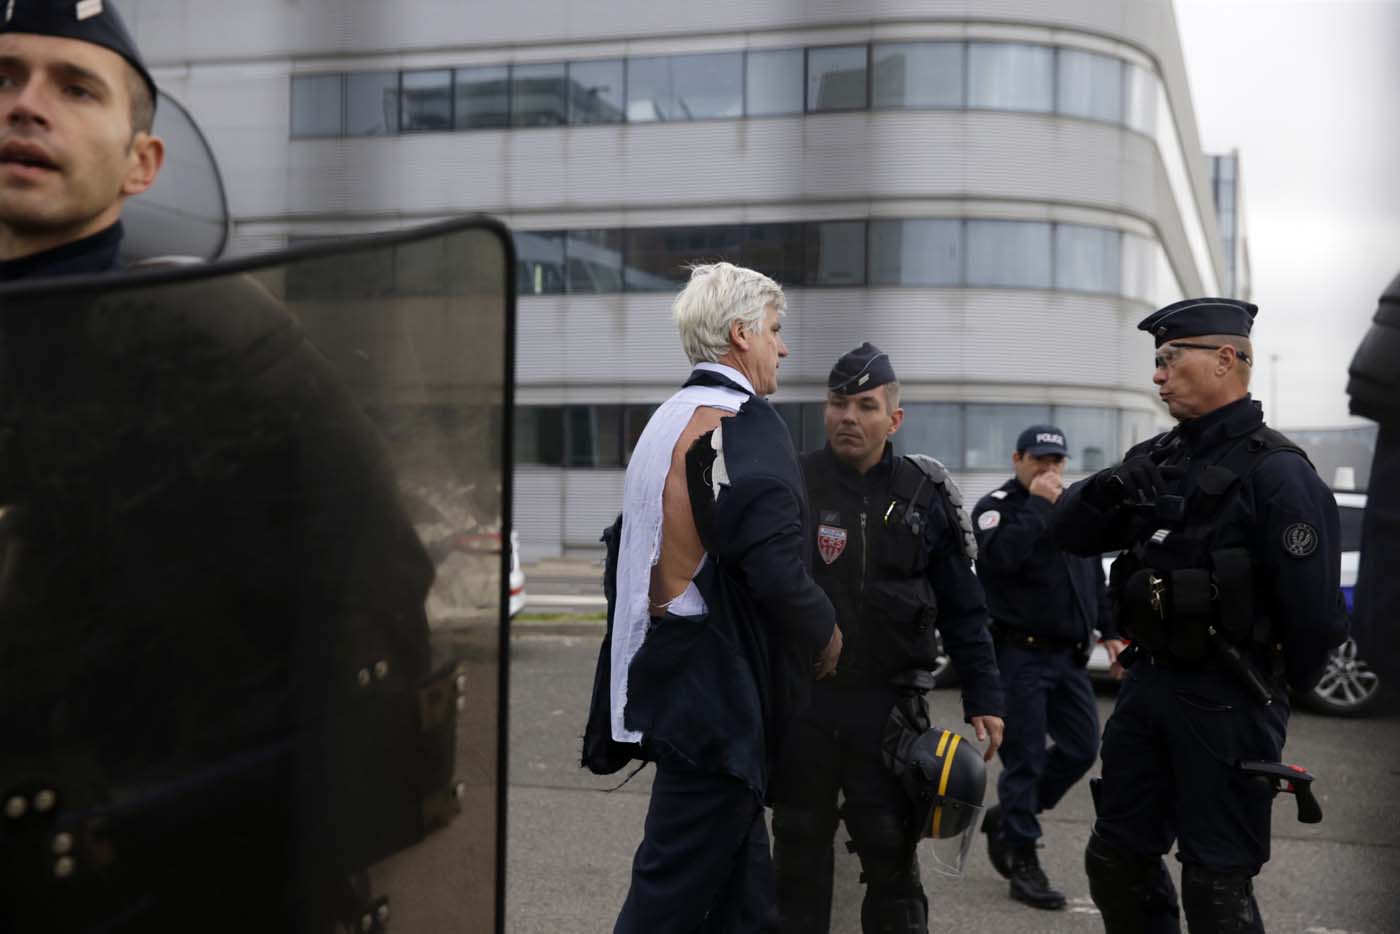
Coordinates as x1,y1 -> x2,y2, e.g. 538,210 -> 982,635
0,217 -> 513,934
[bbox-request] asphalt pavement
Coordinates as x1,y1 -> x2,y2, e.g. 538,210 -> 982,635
504,626 -> 1400,934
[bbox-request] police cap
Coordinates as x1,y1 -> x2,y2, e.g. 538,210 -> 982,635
1137,297 -> 1257,348
828,341 -> 896,396
1016,424 -> 1069,458
1,0 -> 157,106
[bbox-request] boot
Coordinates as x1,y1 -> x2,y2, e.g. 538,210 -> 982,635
980,805 -> 1011,879
1008,843 -> 1067,910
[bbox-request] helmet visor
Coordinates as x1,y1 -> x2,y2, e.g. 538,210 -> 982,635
919,799 -> 984,877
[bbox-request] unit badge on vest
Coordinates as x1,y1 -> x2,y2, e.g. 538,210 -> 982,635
1282,522 -> 1319,558
817,524 -> 848,565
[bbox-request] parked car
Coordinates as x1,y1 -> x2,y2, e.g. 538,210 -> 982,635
1087,490 -> 1382,716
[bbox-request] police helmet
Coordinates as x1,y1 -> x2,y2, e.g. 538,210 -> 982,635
902,728 -> 988,875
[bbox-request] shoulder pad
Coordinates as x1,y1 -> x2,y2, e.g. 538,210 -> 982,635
901,454 -> 977,560
1248,426 -> 1314,470
989,489 -> 1008,500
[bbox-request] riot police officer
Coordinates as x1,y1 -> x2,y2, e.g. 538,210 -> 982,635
771,342 -> 1004,934
1052,298 -> 1348,934
971,425 -> 1123,910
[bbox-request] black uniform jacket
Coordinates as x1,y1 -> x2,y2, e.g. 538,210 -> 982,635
0,260 -> 436,810
584,370 -> 836,799
1052,396 -> 1347,691
0,221 -> 124,281
972,477 -> 1117,647
802,443 -> 1002,720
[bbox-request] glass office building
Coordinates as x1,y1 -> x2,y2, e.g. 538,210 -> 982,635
131,0 -> 1240,559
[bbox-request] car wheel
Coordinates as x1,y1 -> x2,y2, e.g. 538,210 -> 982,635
930,629 -> 959,689
1303,637 -> 1383,717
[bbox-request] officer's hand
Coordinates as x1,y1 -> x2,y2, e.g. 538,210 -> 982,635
1102,639 -> 1128,681
970,715 -> 1004,762
1093,455 -> 1168,506
1028,470 -> 1063,503
816,623 -> 843,679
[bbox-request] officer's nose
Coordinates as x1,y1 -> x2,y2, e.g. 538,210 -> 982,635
5,82 -> 51,131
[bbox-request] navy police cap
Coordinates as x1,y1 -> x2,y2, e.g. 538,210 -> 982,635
828,341 -> 897,395
1137,297 -> 1258,348
1,0 -> 157,106
1016,425 -> 1069,458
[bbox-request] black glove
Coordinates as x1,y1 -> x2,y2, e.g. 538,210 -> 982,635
1088,455 -> 1169,507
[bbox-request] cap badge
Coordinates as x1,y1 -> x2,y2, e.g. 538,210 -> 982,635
75,0 -> 102,21
858,374 -> 870,386
1155,326 -> 1167,337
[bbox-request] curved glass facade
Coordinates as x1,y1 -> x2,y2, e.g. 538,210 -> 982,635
511,218 -> 1182,307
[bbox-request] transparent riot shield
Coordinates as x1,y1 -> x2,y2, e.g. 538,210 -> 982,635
0,217 -> 513,934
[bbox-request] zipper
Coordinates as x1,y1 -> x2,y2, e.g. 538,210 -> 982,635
859,509 -> 868,595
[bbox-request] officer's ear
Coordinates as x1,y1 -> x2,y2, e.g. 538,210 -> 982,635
887,406 -> 904,437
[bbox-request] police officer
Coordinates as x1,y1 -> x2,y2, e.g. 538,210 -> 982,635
1052,298 -> 1348,934
771,342 -> 1004,934
971,425 -> 1123,910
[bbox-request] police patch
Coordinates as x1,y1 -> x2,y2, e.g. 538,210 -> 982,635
1282,522 -> 1318,558
977,511 -> 1001,531
817,524 -> 847,565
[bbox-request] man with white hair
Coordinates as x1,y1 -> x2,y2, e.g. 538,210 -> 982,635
583,262 -> 841,932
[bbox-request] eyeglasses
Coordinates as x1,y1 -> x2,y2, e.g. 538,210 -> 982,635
1153,342 -> 1252,370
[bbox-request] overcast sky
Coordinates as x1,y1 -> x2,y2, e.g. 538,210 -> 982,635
1174,0 -> 1400,428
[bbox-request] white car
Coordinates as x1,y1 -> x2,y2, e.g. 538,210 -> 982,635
1087,490 -> 1382,717
508,530 -> 527,618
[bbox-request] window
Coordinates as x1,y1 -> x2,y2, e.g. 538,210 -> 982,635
1051,406 -> 1118,471
565,406 -> 623,467
745,48 -> 804,116
566,229 -> 625,294
1056,49 -> 1122,123
807,45 -> 868,112
626,53 -> 742,122
512,63 -> 567,127
772,403 -> 804,449
804,221 -> 866,286
1055,224 -> 1121,293
896,404 -> 964,468
966,220 -> 1051,288
623,406 -> 657,464
515,407 -> 564,466
624,225 -> 744,291
965,404 -> 1051,469
514,231 -> 566,295
568,59 -> 625,125
1124,64 -> 1158,135
871,42 -> 964,109
291,74 -> 343,138
740,223 -> 805,287
1120,409 -> 1157,454
1120,233 -> 1158,304
345,71 -> 400,136
455,65 -> 510,129
800,403 -> 827,453
401,69 -> 452,132
967,43 -> 1053,113
869,219 -> 962,286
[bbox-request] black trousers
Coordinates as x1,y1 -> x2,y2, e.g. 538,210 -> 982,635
995,641 -> 1100,845
1094,661 -> 1288,871
615,762 -> 776,934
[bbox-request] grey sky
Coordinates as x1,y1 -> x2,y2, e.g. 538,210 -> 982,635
1174,0 -> 1400,428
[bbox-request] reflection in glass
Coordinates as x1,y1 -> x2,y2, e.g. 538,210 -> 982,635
568,59 -> 625,125
1056,49 -> 1123,123
869,219 -> 962,286
512,62 -> 568,127
1055,224 -> 1121,293
626,54 -> 742,121
741,223 -> 806,287
455,65 -> 510,129
805,221 -> 866,286
967,43 -> 1053,113
807,45 -> 869,112
515,230 -> 566,295
871,42 -> 964,109
401,69 -> 453,132
1052,406 -> 1118,471
746,48 -> 804,116
345,71 -> 400,136
291,74 -> 343,138
966,220 -> 1051,288
566,228 -> 626,293
625,225 -> 744,290
897,403 -> 964,468
965,404 -> 1052,468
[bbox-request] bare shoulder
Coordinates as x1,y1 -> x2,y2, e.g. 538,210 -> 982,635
671,405 -> 733,460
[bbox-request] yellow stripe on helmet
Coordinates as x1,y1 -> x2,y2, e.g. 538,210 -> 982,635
930,733 -> 962,839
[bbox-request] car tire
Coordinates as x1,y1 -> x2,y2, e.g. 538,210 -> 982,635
1301,637 -> 1384,717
